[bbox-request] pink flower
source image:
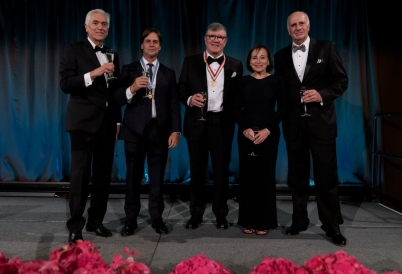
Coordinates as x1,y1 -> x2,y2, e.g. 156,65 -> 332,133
251,257 -> 308,274
170,254 -> 232,274
304,250 -> 377,274
0,253 -> 21,274
109,248 -> 150,274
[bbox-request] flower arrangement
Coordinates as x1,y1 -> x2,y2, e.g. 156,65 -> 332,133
0,240 -> 150,274
250,257 -> 308,274
0,242 -> 400,274
250,250 -> 399,274
169,254 -> 232,274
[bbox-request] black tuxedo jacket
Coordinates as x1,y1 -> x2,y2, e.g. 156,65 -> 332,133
114,61 -> 181,143
274,38 -> 348,141
60,39 -> 121,133
178,53 -> 243,141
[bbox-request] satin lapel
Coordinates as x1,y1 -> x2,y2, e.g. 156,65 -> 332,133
197,54 -> 208,92
82,39 -> 101,68
223,58 -> 233,102
304,39 -> 317,79
135,61 -> 143,78
155,65 -> 165,98
284,45 -> 300,83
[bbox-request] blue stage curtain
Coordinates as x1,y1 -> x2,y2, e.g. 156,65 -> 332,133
0,0 -> 376,185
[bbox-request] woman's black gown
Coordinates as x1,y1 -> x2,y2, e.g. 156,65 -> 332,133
235,75 -> 285,231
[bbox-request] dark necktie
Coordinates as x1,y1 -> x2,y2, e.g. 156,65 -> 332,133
292,44 -> 306,53
147,63 -> 154,123
207,55 -> 224,65
147,63 -> 154,82
94,46 -> 106,53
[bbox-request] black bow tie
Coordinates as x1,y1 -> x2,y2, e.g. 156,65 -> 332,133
207,55 -> 224,65
94,46 -> 106,53
292,44 -> 306,53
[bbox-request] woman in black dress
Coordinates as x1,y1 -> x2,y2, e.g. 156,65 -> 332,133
235,44 -> 285,235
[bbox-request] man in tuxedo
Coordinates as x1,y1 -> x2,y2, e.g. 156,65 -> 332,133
178,22 -> 243,230
274,11 -> 348,246
59,9 -> 121,244
114,28 -> 181,236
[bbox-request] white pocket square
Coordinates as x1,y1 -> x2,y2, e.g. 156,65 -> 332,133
231,72 -> 237,78
317,59 -> 324,64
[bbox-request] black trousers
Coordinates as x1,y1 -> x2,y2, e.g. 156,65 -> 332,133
186,111 -> 231,219
123,120 -> 168,225
286,120 -> 344,230
67,115 -> 116,233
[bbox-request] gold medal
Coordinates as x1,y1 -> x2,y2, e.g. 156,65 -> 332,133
148,92 -> 153,99
204,52 -> 225,88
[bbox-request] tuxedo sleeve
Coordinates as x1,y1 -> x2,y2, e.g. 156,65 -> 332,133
114,64 -> 134,106
235,77 -> 246,132
178,57 -> 192,106
59,43 -> 87,94
319,42 -> 348,104
169,70 -> 182,134
111,53 -> 122,123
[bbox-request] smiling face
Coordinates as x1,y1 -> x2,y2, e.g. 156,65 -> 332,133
287,11 -> 310,45
249,48 -> 269,74
141,32 -> 161,61
85,12 -> 109,45
204,29 -> 227,57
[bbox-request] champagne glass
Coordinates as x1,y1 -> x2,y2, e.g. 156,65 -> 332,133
141,70 -> 152,99
300,86 -> 311,117
105,49 -> 117,82
198,92 -> 207,121
248,126 -> 259,156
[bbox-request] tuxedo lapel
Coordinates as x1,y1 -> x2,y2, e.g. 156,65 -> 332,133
284,45 -> 300,83
197,55 -> 208,92
304,38 -> 317,80
155,65 -> 166,98
223,57 -> 234,102
82,39 -> 101,68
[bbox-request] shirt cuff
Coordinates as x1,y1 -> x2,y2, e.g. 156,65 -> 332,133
126,87 -> 134,101
187,96 -> 192,107
84,73 -> 93,87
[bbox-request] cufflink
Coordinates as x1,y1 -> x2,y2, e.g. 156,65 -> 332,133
231,72 -> 237,78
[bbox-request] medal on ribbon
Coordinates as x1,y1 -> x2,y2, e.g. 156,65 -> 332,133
140,58 -> 159,100
204,52 -> 225,86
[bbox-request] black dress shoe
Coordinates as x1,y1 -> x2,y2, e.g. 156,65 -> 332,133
86,223 -> 112,237
326,231 -> 347,246
68,231 -> 83,244
152,220 -> 169,234
186,217 -> 202,229
286,225 -> 307,236
120,223 -> 137,237
216,217 -> 229,229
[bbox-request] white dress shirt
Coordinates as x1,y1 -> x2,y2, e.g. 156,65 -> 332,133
292,36 -> 310,82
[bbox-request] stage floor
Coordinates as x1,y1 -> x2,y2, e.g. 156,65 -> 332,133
0,194 -> 401,273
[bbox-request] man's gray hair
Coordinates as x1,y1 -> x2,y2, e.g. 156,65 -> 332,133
287,11 -> 310,30
85,9 -> 110,26
205,22 -> 227,39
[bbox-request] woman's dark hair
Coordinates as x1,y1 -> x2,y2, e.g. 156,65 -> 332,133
246,44 -> 273,73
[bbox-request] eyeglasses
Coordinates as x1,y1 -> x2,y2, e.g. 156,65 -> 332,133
206,35 -> 226,42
